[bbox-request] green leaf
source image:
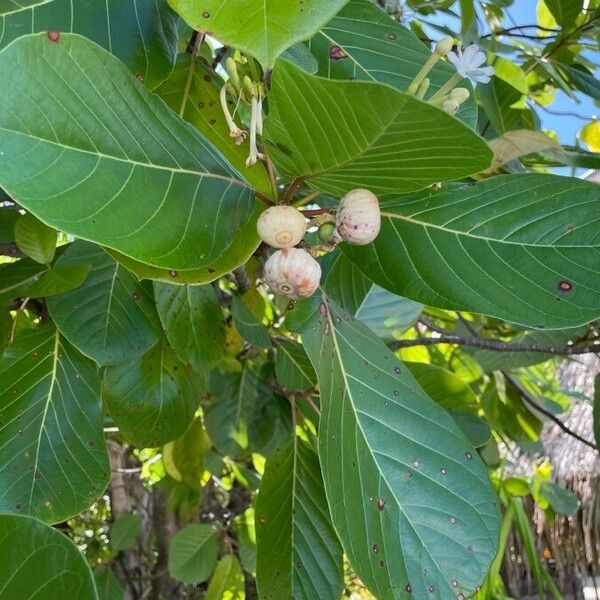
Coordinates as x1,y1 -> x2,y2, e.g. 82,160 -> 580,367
168,523 -> 219,584
111,514 -> 143,551
0,0 -> 178,88
560,64 -> 600,100
324,253 -> 422,339
343,174 -> 600,329
0,514 -> 98,599
476,76 -> 528,133
93,567 -> 124,600
543,0 -> 583,26
265,60 -> 492,197
233,509 -> 257,575
205,367 -> 289,457
205,555 -> 245,600
163,417 -> 210,491
460,0 -> 475,33
156,55 -> 271,195
281,43 -> 319,74
0,206 -> 19,242
0,258 -> 49,304
301,297 -> 500,599
256,437 -> 344,600
154,282 -> 226,372
307,0 -> 477,127
47,242 -> 161,366
405,362 -> 491,448
27,265 -> 90,298
0,325 -> 110,523
105,207 -> 261,285
231,295 -> 272,349
168,0 -> 348,68
539,482 -> 580,515
503,477 -> 530,497
0,33 -> 255,271
103,339 -> 204,448
14,213 -> 57,264
275,339 -> 316,391
0,0 -> 51,17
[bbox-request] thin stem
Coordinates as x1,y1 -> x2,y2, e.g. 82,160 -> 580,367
428,72 -> 463,102
408,53 -> 439,95
281,177 -> 303,205
504,372 -> 597,451
293,191 -> 321,208
262,150 -> 279,202
388,335 -> 600,355
179,32 -> 204,118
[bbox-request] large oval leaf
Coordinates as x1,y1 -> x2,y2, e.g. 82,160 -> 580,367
47,241 -> 161,366
255,436 -> 344,600
308,0 -> 477,128
154,282 -> 226,372
0,326 -> 110,523
103,338 -> 204,447
343,174 -> 600,329
301,297 -> 500,599
168,0 -> 348,68
0,514 -> 98,600
168,523 -> 219,584
0,0 -> 177,88
0,33 -> 255,270
264,60 -> 492,197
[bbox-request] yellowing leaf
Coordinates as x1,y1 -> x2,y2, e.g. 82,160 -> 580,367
581,120 -> 600,152
483,130 -> 562,173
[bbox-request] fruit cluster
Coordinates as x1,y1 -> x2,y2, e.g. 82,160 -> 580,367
257,189 -> 381,299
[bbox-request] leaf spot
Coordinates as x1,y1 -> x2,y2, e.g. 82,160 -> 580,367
558,280 -> 573,292
388,33 -> 397,41
377,498 -> 385,511
465,452 -> 472,460
452,581 -> 459,588
47,31 -> 60,42
329,45 -> 347,60
428,586 -> 435,594
450,516 -> 456,524
405,584 -> 412,593
372,543 -> 379,553
202,10 -> 210,18
440,467 -> 447,475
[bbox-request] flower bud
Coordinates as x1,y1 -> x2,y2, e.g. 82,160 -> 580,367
257,205 -> 307,248
335,189 -> 381,246
442,99 -> 459,115
263,248 -> 321,299
435,36 -> 454,57
318,222 -> 337,242
450,87 -> 470,104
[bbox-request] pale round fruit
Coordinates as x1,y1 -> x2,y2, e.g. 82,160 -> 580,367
335,189 -> 381,246
263,248 -> 321,299
256,205 -> 307,248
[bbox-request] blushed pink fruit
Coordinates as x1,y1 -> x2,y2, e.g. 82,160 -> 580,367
263,248 -> 321,299
257,205 -> 306,248
335,189 -> 381,246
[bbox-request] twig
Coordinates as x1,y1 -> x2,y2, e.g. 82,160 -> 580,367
504,372 -> 597,451
530,101 -> 591,121
0,242 -> 25,258
388,334 -> 599,355
211,46 -> 229,70
179,31 -> 205,118
232,266 -> 251,294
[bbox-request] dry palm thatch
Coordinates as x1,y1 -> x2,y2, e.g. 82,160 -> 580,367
500,355 -> 600,599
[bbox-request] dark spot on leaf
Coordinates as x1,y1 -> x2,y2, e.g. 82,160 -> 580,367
388,33 -> 397,41
198,102 -> 205,108
377,498 -> 385,511
394,367 -> 401,374
47,31 -> 60,42
452,581 -> 459,588
450,516 -> 456,524
558,280 -> 572,292
412,460 -> 419,468
88,441 -> 95,448
372,543 -> 379,553
405,470 -> 412,478
135,74 -> 144,82
440,467 -> 447,475
428,586 -> 435,593
329,45 -> 347,60
202,10 -> 210,18
209,118 -> 217,125
465,452 -> 472,460
458,595 -> 465,600
204,74 -> 212,82
15,503 -> 21,510
132,292 -> 140,301
169,270 -> 178,278
380,560 -> 385,567
405,584 -> 412,593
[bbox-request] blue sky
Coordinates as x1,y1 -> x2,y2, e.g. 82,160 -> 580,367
417,0 -> 597,147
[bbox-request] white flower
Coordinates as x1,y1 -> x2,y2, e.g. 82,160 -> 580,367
447,45 -> 495,84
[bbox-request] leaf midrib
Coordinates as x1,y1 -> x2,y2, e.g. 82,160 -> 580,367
381,210 -> 598,249
0,126 -> 251,189
322,300 -> 468,594
28,328 -> 60,509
